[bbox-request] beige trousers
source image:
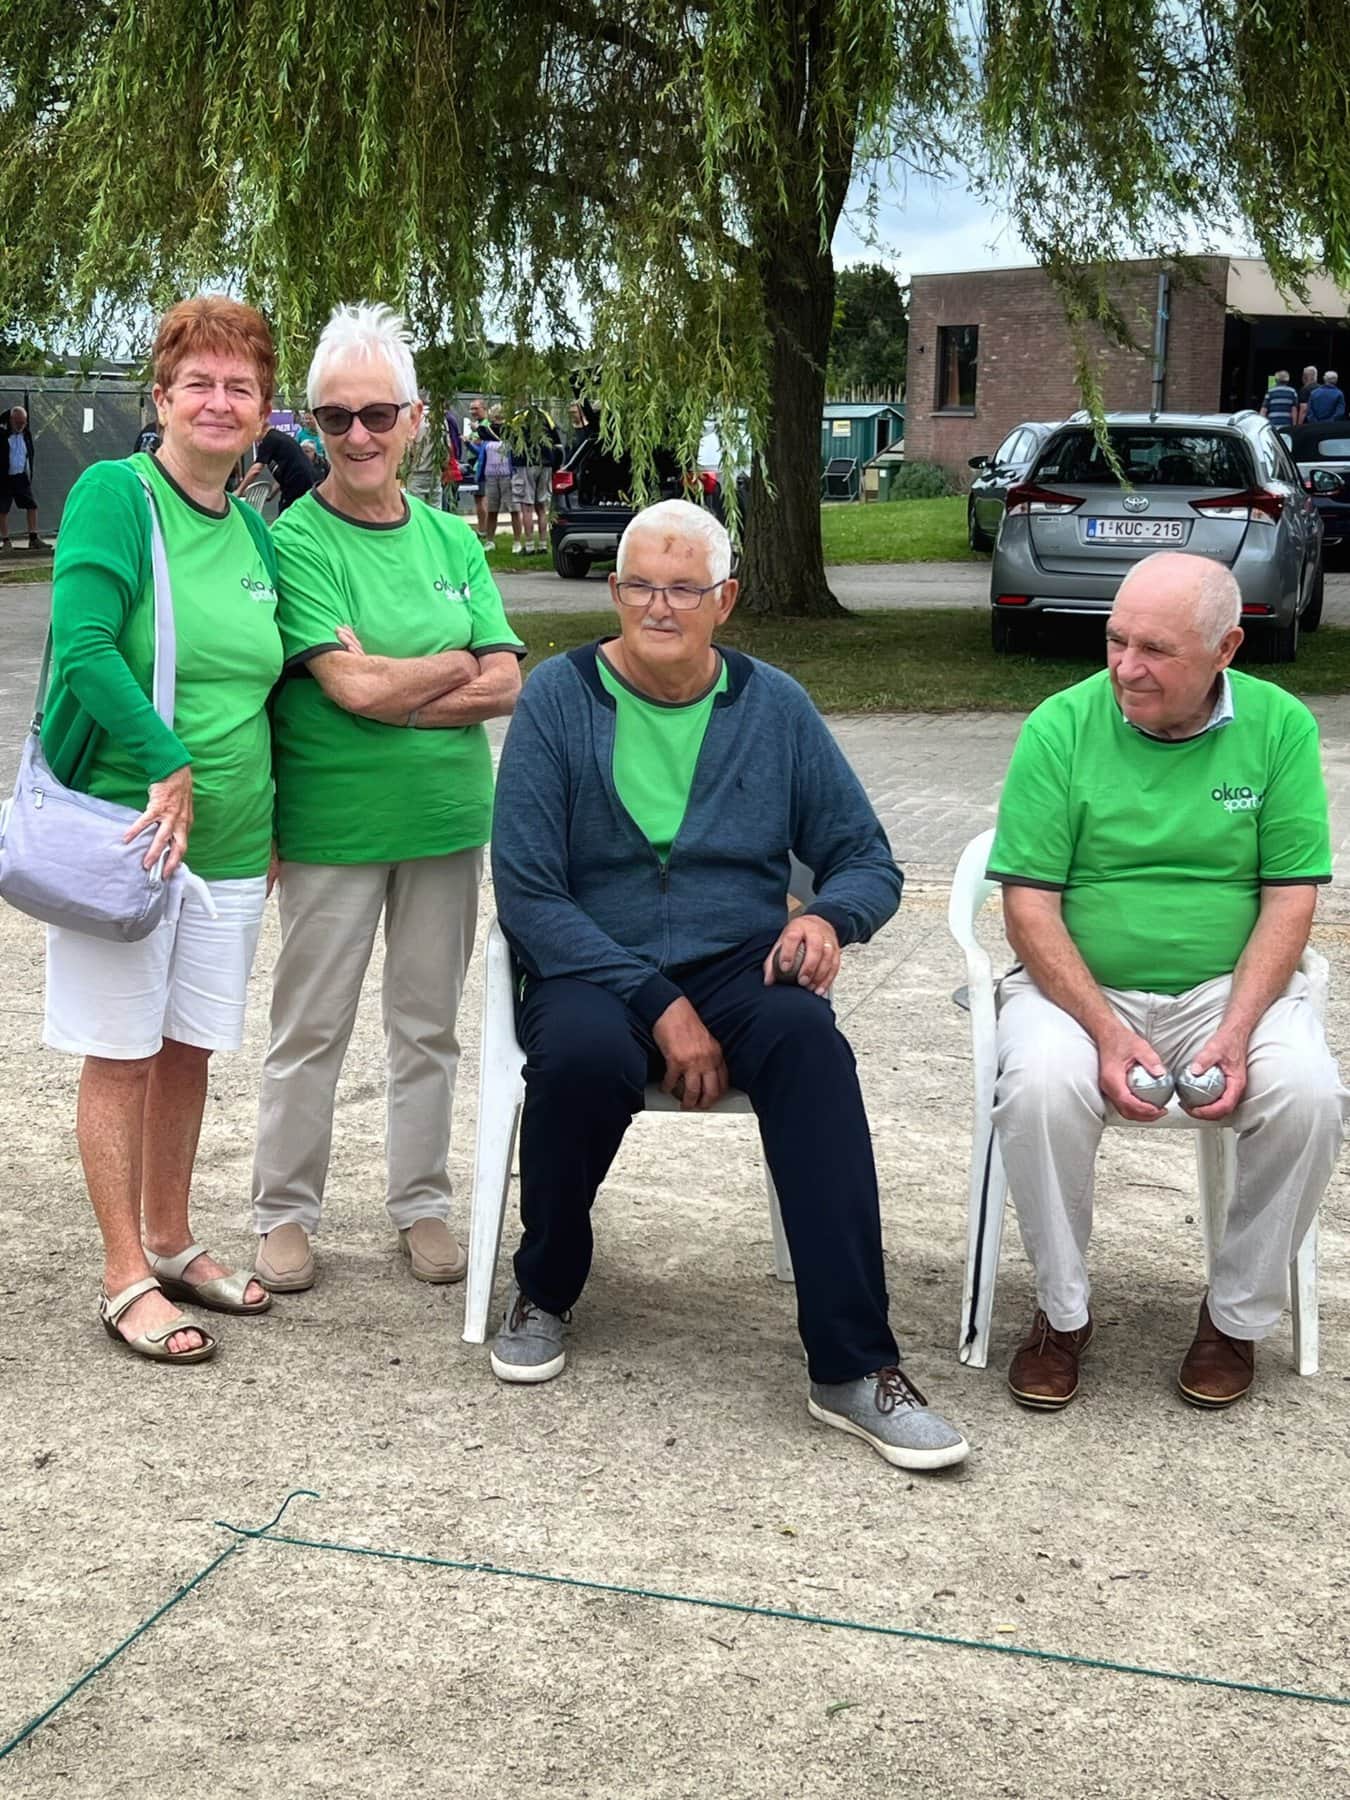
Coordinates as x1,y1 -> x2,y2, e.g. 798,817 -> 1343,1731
993,966 -> 1347,1340
251,851 -> 482,1236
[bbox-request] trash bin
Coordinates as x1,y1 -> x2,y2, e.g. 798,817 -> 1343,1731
872,459 -> 904,502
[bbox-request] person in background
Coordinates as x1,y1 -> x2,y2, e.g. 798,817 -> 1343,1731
405,392 -> 445,510
132,405 -> 162,456
466,396 -> 492,540
296,411 -> 324,460
1304,370 -> 1347,424
1295,365 -> 1320,427
508,401 -> 561,555
1259,370 -> 1298,434
476,403 -> 515,552
1,406 -> 45,551
42,295 -> 282,1363
241,423 -> 322,513
252,302 -> 524,1295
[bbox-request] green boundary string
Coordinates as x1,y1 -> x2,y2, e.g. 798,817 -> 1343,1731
0,1490 -> 319,1762
4,1487 -> 1346,1760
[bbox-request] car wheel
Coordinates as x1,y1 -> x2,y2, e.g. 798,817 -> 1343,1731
1253,612 -> 1299,664
553,544 -> 591,579
991,609 -> 1031,654
968,503 -> 994,554
1302,561 -> 1324,632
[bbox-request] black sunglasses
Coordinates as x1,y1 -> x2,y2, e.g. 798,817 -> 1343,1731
311,401 -> 411,436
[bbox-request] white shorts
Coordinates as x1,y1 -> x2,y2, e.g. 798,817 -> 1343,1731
44,876 -> 269,1059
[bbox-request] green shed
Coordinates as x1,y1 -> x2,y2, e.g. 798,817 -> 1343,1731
820,402 -> 905,473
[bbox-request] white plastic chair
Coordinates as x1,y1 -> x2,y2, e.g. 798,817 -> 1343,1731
948,827 -> 1322,1375
463,920 -> 794,1344
236,478 -> 273,513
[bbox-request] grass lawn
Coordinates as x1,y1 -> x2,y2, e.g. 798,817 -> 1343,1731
0,562 -> 54,585
476,498 -> 975,569
515,608 -> 1350,713
819,496 -> 975,565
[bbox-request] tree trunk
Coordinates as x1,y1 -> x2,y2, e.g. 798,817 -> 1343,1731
740,214 -> 845,617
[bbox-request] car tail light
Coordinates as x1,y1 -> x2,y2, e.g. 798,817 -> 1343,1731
552,470 -> 574,493
1004,483 -> 1083,516
995,594 -> 1031,606
698,470 -> 718,495
1189,488 -> 1283,524
1240,602 -> 1274,615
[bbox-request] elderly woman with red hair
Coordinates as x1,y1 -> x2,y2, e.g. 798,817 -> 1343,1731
43,295 -> 283,1364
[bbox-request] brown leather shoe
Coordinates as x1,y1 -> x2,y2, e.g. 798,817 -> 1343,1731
1008,1309 -> 1093,1410
1178,1298 -> 1254,1408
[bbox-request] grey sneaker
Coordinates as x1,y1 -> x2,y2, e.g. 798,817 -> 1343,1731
490,1283 -> 568,1384
808,1365 -> 969,1471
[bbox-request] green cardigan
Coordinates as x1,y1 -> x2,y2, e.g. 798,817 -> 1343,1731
40,457 -> 277,791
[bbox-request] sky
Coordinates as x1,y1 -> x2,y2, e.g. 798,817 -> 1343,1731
833,171 -> 1257,283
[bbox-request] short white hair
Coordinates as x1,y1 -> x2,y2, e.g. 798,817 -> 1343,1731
1116,552 -> 1240,650
306,301 -> 419,408
617,498 -> 732,585
1326,370 -> 1340,385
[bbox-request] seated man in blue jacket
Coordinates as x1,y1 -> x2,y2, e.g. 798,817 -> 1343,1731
489,498 -> 967,1471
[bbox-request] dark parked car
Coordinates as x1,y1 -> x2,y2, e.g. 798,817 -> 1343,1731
549,425 -> 726,579
966,421 -> 1059,551
990,410 -> 1323,662
1286,421 -> 1350,556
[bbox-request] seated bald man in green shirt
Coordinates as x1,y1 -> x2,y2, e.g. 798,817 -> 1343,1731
987,551 -> 1346,1412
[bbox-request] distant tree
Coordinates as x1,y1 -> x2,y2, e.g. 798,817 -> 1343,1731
7,5 -> 1350,615
829,266 -> 908,397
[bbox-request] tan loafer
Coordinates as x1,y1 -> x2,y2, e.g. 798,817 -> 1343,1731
255,1223 -> 316,1293
399,1217 -> 467,1284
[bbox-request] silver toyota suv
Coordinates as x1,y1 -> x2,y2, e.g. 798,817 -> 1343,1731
990,411 -> 1324,662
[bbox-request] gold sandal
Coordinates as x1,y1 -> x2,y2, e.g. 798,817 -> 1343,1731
99,1277 -> 217,1364
147,1242 -> 273,1315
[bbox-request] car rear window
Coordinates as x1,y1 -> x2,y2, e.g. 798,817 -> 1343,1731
1292,431 -> 1350,459
1035,428 -> 1251,490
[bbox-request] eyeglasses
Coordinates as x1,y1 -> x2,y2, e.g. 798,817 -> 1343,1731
311,401 -> 411,436
614,580 -> 725,610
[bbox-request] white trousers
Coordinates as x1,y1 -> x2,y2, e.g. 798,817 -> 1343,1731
993,966 -> 1347,1340
251,851 -> 481,1236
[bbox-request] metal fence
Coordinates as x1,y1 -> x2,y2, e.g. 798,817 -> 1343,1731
0,377 -> 147,533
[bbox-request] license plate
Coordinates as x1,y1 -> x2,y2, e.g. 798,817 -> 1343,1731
1083,517 -> 1186,543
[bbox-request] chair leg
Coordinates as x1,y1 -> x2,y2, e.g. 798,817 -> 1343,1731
959,1121 -> 1009,1369
462,1093 -> 522,1344
1291,1217 -> 1319,1377
765,1163 -> 794,1284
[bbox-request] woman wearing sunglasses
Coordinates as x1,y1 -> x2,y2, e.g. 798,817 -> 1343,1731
252,302 -> 524,1294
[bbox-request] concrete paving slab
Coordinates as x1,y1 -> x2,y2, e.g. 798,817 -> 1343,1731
2,581 -> 1349,1793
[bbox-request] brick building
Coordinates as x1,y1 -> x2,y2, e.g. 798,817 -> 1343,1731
905,256 -> 1350,484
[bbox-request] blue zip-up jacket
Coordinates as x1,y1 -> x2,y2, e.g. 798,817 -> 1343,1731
491,641 -> 902,1026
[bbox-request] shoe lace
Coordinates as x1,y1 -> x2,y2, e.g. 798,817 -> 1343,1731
872,1365 -> 928,1414
509,1293 -> 569,1330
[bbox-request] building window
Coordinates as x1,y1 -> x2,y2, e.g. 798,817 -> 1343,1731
936,325 -> 978,411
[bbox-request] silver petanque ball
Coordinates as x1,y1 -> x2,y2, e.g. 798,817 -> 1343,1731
1175,1064 -> 1226,1109
1127,1064 -> 1175,1107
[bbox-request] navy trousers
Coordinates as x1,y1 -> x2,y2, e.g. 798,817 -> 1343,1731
513,932 -> 900,1383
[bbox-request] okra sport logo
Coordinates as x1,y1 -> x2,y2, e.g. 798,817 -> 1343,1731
240,574 -> 276,604
1212,781 -> 1265,814
434,577 -> 472,602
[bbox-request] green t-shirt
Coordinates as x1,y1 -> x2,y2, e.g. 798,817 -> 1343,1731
596,647 -> 729,861
987,669 -> 1332,994
45,453 -> 282,881
271,491 -> 525,865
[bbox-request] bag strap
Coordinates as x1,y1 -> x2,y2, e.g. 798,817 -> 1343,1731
32,466 -> 179,730
134,471 -> 177,723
